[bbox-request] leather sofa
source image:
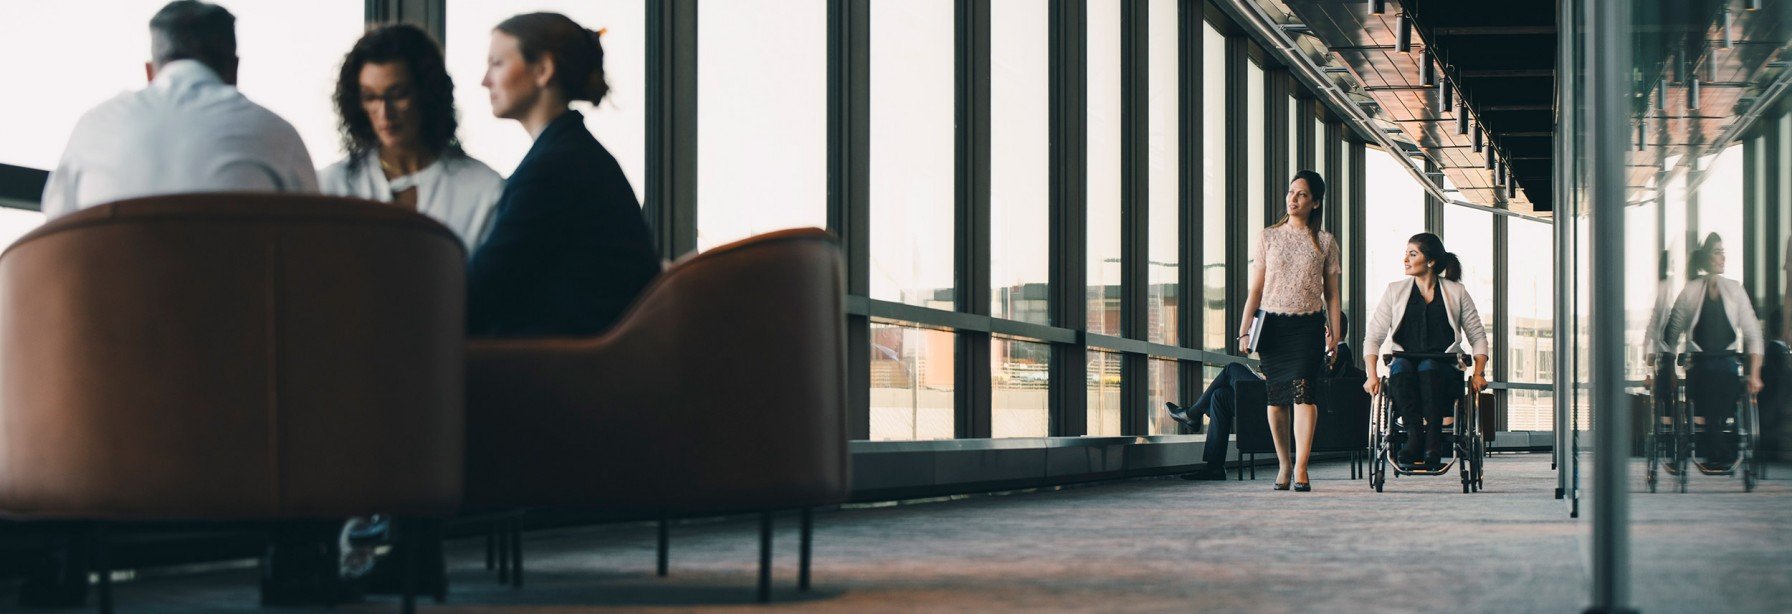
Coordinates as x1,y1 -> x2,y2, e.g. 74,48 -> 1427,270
463,227 -> 850,600
0,194 -> 468,610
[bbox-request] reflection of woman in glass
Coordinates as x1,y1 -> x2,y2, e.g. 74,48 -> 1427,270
1362,233 -> 1489,468
321,24 -> 504,249
1661,233 -> 1765,467
1236,170 -> 1341,492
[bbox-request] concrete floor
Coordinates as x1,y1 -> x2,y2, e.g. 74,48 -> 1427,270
14,453 -> 1790,612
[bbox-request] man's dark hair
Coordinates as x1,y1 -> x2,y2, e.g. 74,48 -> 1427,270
149,1 -> 236,76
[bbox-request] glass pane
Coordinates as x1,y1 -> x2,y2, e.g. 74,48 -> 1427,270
1443,206 -> 1495,374
696,0 -> 826,251
1695,145 -> 1744,270
448,0 -> 647,184
1146,0 -> 1179,346
1313,118 -> 1327,177
1086,0 -> 1121,336
0,209 -> 46,251
1087,350 -> 1123,436
990,0 -> 1050,325
1338,143 -> 1355,318
992,337 -> 1050,438
1201,23 -> 1228,351
1506,389 -> 1553,432
1286,94 -> 1299,174
1507,218 -> 1554,387
868,0 -> 955,307
1245,60 -> 1266,270
1147,358 -> 1181,435
1363,147 -> 1426,295
869,321 -> 956,441
0,0 -> 362,170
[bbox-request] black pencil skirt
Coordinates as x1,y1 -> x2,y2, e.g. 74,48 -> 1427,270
1258,311 -> 1325,406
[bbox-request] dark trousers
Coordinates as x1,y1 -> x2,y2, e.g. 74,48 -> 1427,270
1388,357 -> 1461,457
1687,357 -> 1743,464
1197,363 -> 1261,466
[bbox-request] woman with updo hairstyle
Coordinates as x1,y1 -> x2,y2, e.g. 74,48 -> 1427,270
1363,233 -> 1490,469
1660,233 -> 1765,468
1237,169 -> 1343,492
468,12 -> 660,336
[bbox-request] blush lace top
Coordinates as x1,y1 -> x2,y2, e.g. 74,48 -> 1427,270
1252,224 -> 1341,315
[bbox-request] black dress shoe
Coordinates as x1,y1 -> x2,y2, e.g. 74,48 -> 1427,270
1273,481 -> 1291,490
1165,402 -> 1197,429
1293,482 -> 1311,492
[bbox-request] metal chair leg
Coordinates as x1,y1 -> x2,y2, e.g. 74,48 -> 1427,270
485,523 -> 496,571
657,517 -> 670,577
510,517 -> 524,589
495,521 -> 510,584
401,520 -> 418,614
92,524 -> 112,614
799,508 -> 813,592
757,512 -> 773,603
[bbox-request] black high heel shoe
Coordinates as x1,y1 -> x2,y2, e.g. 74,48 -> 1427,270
1273,481 -> 1290,490
1293,482 -> 1311,492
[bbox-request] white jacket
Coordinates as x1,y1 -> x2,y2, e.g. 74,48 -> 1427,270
1363,277 -> 1490,359
1661,276 -> 1763,356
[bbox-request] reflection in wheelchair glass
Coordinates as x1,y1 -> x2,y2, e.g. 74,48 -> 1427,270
1644,351 -> 1763,493
1367,352 -> 1486,493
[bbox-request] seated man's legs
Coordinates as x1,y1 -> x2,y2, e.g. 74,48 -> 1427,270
1202,364 -> 1260,464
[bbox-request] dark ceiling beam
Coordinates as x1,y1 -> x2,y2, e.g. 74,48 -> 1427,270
1481,104 -> 1554,111
1431,26 -> 1556,36
1461,69 -> 1553,78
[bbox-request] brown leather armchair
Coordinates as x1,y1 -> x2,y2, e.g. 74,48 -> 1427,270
463,227 -> 849,600
0,194 -> 467,610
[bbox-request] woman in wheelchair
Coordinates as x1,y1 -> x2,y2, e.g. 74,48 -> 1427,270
1361,233 -> 1490,468
1658,233 -> 1765,468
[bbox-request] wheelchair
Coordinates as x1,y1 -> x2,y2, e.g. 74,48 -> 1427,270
1644,351 -> 1761,493
1367,352 -> 1485,493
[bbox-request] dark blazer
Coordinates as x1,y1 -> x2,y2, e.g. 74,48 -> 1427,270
467,110 -> 660,336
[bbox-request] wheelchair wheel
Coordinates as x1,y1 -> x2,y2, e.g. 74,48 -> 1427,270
1741,396 -> 1760,493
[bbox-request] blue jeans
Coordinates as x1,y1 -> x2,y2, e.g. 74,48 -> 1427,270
1196,363 -> 1262,466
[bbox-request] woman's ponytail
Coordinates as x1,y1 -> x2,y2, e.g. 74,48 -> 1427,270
1436,251 -> 1463,282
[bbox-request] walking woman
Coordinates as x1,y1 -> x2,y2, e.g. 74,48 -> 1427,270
1237,170 -> 1342,492
468,12 -> 660,336
1362,233 -> 1490,468
1659,233 -> 1765,466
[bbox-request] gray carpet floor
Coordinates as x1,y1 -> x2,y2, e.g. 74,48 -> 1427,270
21,453 -> 1792,612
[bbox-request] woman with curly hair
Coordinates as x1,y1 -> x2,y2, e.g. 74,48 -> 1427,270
320,23 -> 503,249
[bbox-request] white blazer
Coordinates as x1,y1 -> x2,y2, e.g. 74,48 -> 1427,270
1661,276 -> 1763,356
1363,277 -> 1490,359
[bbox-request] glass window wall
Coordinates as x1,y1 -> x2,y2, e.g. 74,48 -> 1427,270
1201,22 -> 1227,351
695,0 -> 826,251
1087,350 -> 1123,436
992,337 -> 1050,438
989,0 -> 1050,324
867,0 -> 956,308
1146,0 -> 1178,346
869,321 -> 956,441
1086,0 -> 1122,336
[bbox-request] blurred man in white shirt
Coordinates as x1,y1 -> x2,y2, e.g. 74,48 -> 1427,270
40,0 -> 315,218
